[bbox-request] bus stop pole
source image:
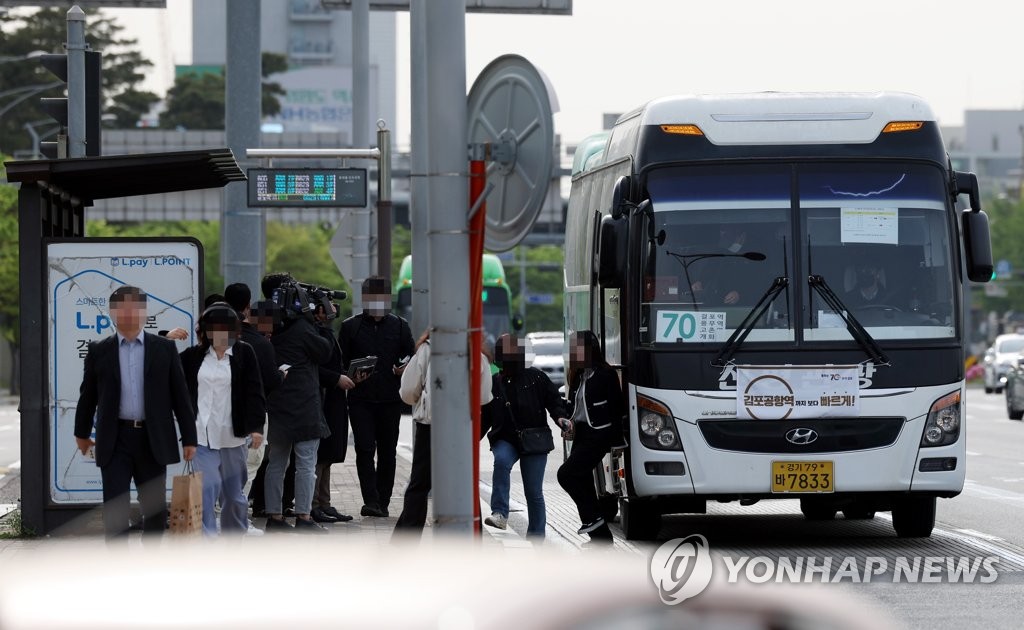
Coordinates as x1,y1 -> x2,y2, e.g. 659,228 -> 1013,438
427,0 -> 472,534
468,157 -> 487,535
352,0 -> 371,310
409,0 -> 430,336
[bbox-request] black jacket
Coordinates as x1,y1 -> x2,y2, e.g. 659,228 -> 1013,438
74,333 -> 197,468
240,322 -> 282,399
485,367 -> 567,451
339,312 -> 415,404
179,341 -> 266,440
317,322 -> 349,463
267,317 -> 333,442
566,366 -> 626,446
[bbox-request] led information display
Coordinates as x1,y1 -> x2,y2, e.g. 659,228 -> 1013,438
247,168 -> 367,207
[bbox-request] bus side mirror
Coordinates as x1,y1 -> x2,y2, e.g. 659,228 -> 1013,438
512,314 -> 525,331
598,215 -> 628,288
611,175 -> 631,220
955,171 -> 982,212
962,209 -> 993,283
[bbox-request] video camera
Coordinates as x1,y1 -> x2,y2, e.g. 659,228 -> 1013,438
271,279 -> 347,323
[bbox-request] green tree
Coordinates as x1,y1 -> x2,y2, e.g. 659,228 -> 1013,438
0,8 -> 159,155
0,160 -> 19,393
160,52 -> 288,130
508,244 -> 564,333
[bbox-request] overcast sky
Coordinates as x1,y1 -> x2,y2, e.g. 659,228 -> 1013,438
111,0 -> 1024,147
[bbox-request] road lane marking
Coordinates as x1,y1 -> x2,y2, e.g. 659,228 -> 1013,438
966,451 -> 981,456
955,528 -> 1005,542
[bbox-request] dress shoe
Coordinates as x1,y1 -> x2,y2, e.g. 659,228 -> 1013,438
360,504 -> 387,517
322,506 -> 354,522
263,516 -> 293,532
310,507 -> 339,523
294,517 -> 329,534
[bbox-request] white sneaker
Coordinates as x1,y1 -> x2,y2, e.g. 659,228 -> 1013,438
246,522 -> 265,536
484,513 -> 507,530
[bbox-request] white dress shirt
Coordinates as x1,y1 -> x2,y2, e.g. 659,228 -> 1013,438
197,346 -> 244,449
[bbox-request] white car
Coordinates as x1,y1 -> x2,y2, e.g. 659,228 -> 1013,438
526,331 -> 565,386
983,333 -> 1024,394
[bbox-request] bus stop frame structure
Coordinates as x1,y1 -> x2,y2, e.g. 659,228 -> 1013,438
4,149 -> 245,535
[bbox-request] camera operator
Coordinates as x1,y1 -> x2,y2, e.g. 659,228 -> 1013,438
260,272 -> 333,533
339,276 -> 415,518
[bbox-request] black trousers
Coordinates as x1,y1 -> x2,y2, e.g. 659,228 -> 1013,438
394,423 -> 431,531
100,424 -> 167,540
349,400 -> 402,509
249,443 -> 295,512
557,429 -> 612,528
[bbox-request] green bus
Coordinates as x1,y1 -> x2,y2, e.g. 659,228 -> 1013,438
394,253 -> 521,343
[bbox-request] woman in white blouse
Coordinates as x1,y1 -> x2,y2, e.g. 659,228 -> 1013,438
180,303 -> 266,536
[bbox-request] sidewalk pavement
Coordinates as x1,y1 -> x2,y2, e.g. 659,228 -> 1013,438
0,416 -> 631,554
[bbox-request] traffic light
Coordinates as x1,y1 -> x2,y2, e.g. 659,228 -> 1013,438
37,50 -> 102,158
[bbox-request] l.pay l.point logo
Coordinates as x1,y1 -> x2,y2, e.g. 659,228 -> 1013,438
649,535 -> 714,605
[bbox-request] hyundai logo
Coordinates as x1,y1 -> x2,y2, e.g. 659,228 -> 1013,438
785,428 -> 818,445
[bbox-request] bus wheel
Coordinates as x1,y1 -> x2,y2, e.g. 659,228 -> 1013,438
619,498 -> 661,540
599,495 -> 619,523
800,498 -> 836,521
892,496 -> 935,538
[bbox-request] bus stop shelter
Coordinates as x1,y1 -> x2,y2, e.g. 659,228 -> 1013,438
4,149 -> 245,535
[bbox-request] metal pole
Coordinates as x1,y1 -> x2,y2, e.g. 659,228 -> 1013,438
222,0 -> 263,297
65,5 -> 86,158
427,0 -> 472,534
409,0 -> 430,337
351,0 -> 371,312
520,244 -> 528,324
377,120 -> 392,280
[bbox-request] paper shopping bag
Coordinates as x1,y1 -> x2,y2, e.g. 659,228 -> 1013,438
169,462 -> 203,536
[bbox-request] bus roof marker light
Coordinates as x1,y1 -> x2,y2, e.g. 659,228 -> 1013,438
882,121 -> 924,133
660,124 -> 704,136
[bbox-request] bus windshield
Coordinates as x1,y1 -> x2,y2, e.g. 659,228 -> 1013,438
639,162 -> 956,346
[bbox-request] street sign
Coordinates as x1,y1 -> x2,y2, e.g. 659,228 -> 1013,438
985,283 -> 1008,298
526,293 -> 555,305
997,259 -> 1012,278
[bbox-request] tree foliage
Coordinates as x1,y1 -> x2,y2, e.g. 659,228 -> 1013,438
0,8 -> 159,155
159,52 -> 288,130
509,244 -> 564,334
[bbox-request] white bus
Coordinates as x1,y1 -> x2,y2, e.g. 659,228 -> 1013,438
564,92 -> 993,539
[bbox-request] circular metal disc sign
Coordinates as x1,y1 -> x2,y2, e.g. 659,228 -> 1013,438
468,55 -> 558,252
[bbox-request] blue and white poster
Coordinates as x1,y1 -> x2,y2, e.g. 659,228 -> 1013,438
47,239 -> 202,504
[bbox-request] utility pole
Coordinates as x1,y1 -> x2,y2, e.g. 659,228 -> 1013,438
65,5 -> 86,158
222,0 -> 263,297
351,0 -> 371,311
409,0 -> 430,336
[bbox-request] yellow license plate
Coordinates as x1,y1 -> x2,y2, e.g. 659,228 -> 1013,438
771,461 -> 834,493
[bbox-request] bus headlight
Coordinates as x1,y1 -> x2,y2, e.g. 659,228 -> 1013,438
636,394 -> 682,451
920,391 -> 961,448
639,412 -> 665,436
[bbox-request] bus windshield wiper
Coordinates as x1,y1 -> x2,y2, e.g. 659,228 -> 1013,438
807,274 -> 890,366
712,276 -> 789,367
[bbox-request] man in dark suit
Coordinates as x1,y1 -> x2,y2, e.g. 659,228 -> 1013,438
74,285 -> 198,539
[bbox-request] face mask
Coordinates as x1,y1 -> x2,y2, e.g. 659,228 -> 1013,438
364,300 -> 389,316
727,242 -> 742,254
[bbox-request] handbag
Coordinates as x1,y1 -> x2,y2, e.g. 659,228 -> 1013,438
518,426 -> 555,455
497,375 -> 554,455
169,460 -> 203,535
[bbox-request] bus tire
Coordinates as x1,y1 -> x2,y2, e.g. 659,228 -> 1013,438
1006,394 -> 1024,420
599,494 -> 619,523
800,498 -> 836,521
619,498 -> 661,540
892,496 -> 936,538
